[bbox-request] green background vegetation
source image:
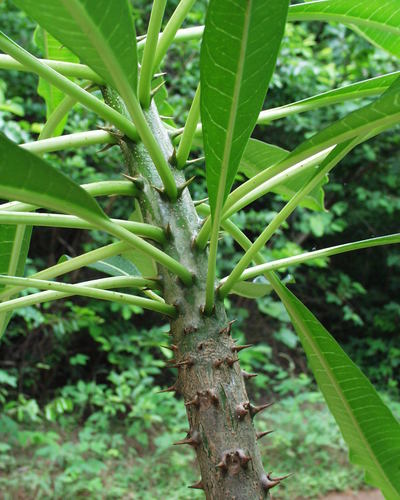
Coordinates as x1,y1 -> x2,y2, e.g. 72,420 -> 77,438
0,1 -> 399,498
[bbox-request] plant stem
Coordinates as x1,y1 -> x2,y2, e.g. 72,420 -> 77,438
0,181 -> 137,212
0,276 -> 175,317
0,242 -> 130,301
176,83 -> 201,168
153,0 -> 196,70
139,0 -> 167,109
21,130 -> 116,154
0,54 -> 104,82
0,33 -> 138,141
38,94 -> 78,140
225,233 -> 400,282
195,147 -> 332,248
0,212 -> 165,243
219,139 -> 358,297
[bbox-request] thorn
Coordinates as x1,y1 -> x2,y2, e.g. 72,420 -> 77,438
159,114 -> 174,120
231,344 -> 253,353
249,402 -> 274,418
193,197 -> 209,207
158,384 -> 177,393
160,344 -> 177,352
257,430 -> 274,440
152,184 -> 168,198
261,472 -> 294,490
173,430 -> 200,447
164,222 -> 172,240
206,389 -> 219,406
226,356 -> 239,367
188,480 -> 204,490
213,358 -> 223,368
227,319 -> 237,332
185,393 -> 200,408
235,402 -> 249,420
153,71 -> 167,79
236,449 -> 252,467
185,156 -> 205,166
219,319 -> 237,335
177,175 -> 196,197
98,143 -> 115,153
150,80 -> 166,99
168,147 -> 177,166
170,359 -> 193,369
122,173 -> 144,190
241,370 -> 258,380
137,34 -> 147,42
168,127 -> 184,140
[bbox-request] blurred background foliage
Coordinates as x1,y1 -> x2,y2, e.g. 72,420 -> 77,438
0,0 -> 399,498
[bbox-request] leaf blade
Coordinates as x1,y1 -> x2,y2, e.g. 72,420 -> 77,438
271,275 -> 400,499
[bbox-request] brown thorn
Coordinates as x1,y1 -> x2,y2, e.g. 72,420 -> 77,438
231,343 -> 253,353
160,344 -> 177,352
261,474 -> 280,491
170,358 -> 194,369
185,393 -> 200,408
188,480 -> 204,490
157,384 -> 176,394
173,430 -> 200,447
214,358 -> 223,368
249,402 -> 274,418
226,356 -> 239,367
256,430 -> 274,440
236,449 -> 252,467
206,389 -> 219,406
235,402 -> 249,420
241,370 -> 258,380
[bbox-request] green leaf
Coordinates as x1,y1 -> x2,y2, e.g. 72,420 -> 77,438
289,0 -> 400,58
200,0 -> 289,218
0,224 -> 32,336
230,278 -> 273,299
34,27 -> 79,136
13,0 -> 138,94
0,133 -> 107,225
258,72 -> 400,124
239,139 -> 326,211
272,276 -> 400,499
87,256 -> 140,278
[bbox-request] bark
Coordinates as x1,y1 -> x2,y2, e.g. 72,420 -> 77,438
104,90 -> 277,499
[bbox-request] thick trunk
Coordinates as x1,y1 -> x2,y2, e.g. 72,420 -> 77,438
105,91 -> 275,498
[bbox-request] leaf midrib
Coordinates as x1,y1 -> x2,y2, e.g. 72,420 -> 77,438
285,292 -> 398,498
212,0 -> 252,224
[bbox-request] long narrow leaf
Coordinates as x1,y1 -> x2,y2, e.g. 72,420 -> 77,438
271,274 -> 400,499
14,0 -> 138,94
34,27 -> 79,137
288,0 -> 400,58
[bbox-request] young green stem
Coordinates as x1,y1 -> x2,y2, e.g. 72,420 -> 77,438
0,33 -> 138,141
0,212 -> 165,243
0,242 -> 130,301
219,139 -> 358,297
153,0 -> 196,70
39,94 -> 78,140
226,233 -> 400,282
0,276 -> 174,317
139,0 -> 167,109
21,130 -> 116,154
176,83 -> 201,168
0,54 -> 104,82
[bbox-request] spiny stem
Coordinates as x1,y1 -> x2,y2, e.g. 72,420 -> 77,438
176,83 -> 201,168
139,0 -> 167,109
0,33 -> 138,141
21,130 -> 116,154
153,0 -> 197,70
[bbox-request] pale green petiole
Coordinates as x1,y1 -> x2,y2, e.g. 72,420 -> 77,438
139,0 -> 167,109
22,130 -> 117,154
0,275 -> 175,317
176,83 -> 201,169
